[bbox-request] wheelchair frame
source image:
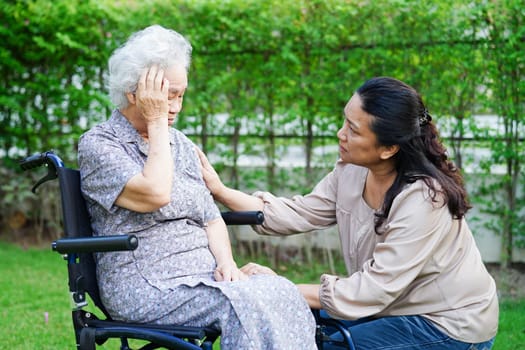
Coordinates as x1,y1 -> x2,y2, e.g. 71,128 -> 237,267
20,150 -> 355,350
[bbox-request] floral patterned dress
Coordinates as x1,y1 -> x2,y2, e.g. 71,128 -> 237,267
78,110 -> 317,350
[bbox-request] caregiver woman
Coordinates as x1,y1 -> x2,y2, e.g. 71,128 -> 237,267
198,76 -> 499,349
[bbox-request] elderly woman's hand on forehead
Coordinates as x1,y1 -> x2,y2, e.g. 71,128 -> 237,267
135,65 -> 170,123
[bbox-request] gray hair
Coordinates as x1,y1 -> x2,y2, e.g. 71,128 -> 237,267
107,25 -> 192,109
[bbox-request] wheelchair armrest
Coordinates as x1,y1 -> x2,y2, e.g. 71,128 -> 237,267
221,211 -> 264,225
52,235 -> 138,254
52,212 -> 262,254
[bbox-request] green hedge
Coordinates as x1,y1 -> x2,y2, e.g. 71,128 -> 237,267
0,0 -> 523,263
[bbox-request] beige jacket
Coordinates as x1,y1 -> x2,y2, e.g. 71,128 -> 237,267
253,161 -> 498,343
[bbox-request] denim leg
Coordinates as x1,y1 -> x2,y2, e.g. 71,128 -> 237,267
318,312 -> 495,350
467,338 -> 495,350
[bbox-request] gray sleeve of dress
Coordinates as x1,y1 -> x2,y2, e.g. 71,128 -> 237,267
78,129 -> 141,213
251,162 -> 341,235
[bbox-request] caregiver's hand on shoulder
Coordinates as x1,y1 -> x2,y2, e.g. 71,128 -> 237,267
196,146 -> 225,196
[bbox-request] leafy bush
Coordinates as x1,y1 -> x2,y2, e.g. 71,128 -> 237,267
0,0 -> 523,263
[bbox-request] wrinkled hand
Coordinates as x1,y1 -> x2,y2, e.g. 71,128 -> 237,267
195,147 -> 225,197
135,65 -> 169,122
240,262 -> 277,276
214,262 -> 248,282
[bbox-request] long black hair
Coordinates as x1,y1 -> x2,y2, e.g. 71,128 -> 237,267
356,77 -> 470,234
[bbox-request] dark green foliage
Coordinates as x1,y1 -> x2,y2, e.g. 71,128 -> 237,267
0,0 -> 523,263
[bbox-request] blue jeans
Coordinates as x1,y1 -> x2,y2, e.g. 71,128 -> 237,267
317,310 -> 495,350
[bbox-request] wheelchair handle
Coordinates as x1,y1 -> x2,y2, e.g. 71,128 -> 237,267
19,151 -> 65,193
52,234 -> 139,254
221,211 -> 264,225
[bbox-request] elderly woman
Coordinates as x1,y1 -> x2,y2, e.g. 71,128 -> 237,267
78,25 -> 316,350
199,77 -> 499,349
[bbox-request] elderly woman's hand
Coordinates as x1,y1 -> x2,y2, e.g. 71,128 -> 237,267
240,262 -> 277,276
135,65 -> 169,122
214,261 -> 248,282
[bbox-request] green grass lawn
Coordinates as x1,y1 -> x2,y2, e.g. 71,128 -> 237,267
1,241 -> 523,349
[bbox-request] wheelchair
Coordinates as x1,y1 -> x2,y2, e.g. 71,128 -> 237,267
20,150 -> 355,350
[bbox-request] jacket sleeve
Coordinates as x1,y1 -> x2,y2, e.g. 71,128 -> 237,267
251,162 -> 342,235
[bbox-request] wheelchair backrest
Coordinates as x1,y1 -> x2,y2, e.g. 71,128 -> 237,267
57,167 -> 92,238
56,167 -> 112,318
